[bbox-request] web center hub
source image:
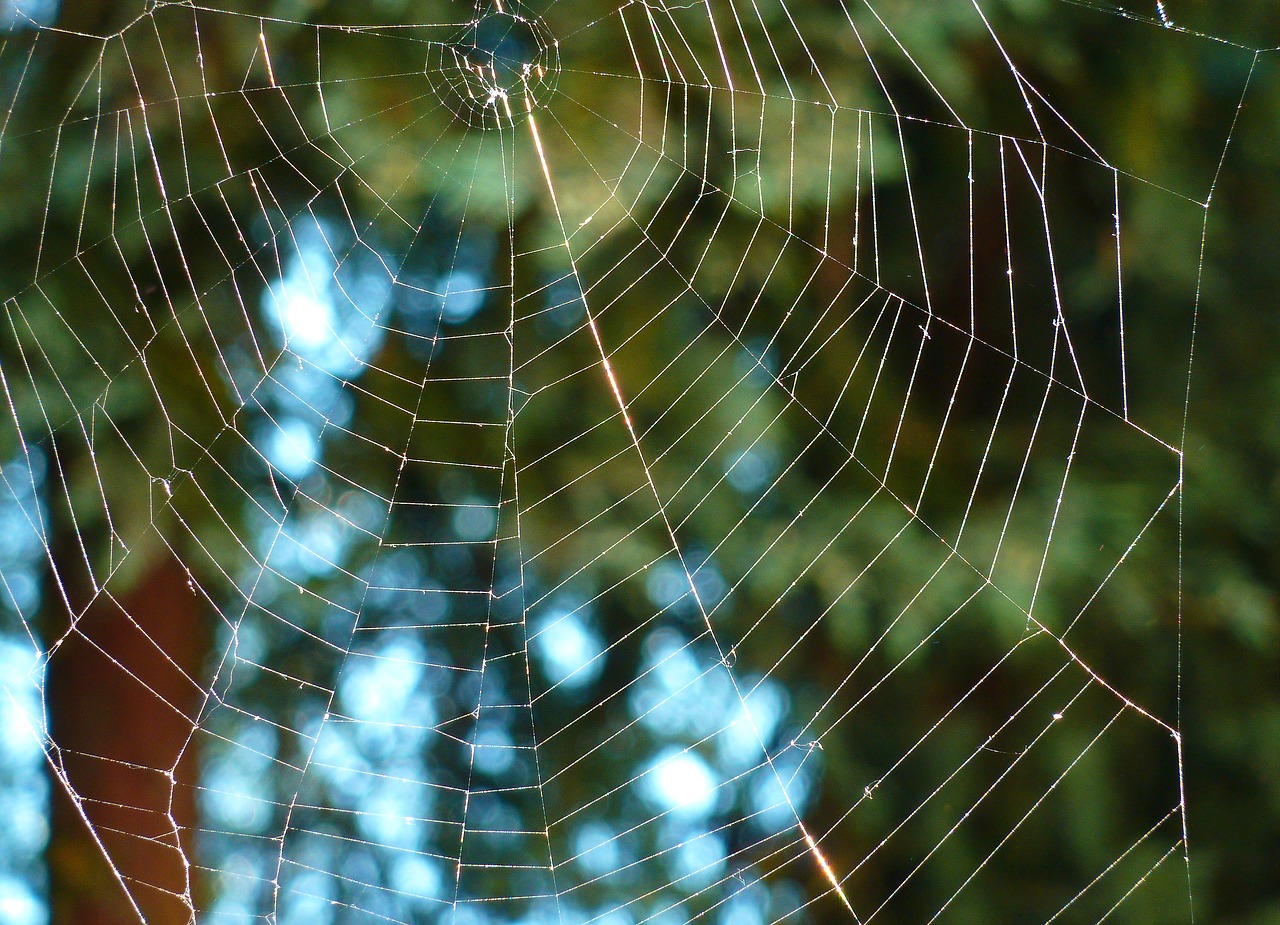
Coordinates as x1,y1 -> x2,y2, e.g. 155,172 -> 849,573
426,3 -> 559,128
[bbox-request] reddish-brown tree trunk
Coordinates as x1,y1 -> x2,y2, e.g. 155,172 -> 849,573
45,552 -> 204,925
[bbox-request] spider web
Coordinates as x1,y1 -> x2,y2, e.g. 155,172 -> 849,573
0,0 -> 1257,923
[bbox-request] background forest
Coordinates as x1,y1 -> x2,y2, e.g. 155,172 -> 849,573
0,1 -> 1276,925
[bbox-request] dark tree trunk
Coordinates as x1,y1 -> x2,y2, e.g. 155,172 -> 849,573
45,550 -> 205,925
